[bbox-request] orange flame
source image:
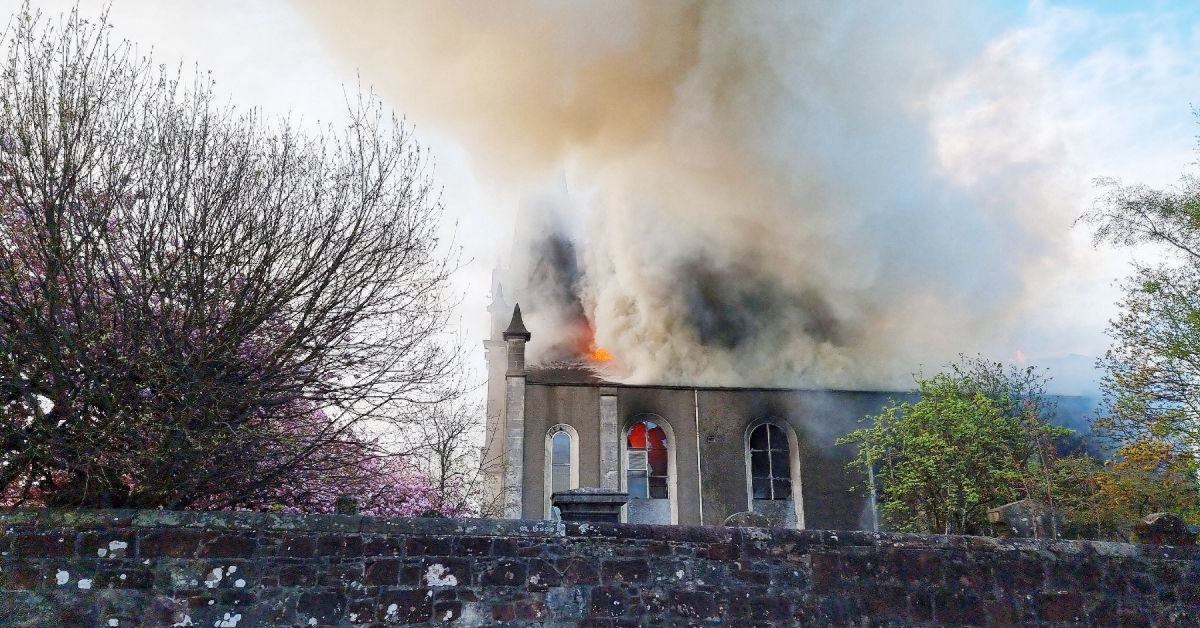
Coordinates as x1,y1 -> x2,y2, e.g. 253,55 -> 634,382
579,320 -> 613,363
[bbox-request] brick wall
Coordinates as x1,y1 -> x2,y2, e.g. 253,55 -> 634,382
1,509 -> 1196,627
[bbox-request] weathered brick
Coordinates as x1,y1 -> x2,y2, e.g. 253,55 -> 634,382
11,532 -> 74,558
490,537 -> 519,557
515,598 -> 549,620
344,597 -> 375,623
198,533 -> 257,558
433,599 -> 463,622
363,559 -> 400,586
558,556 -> 600,585
139,529 -> 205,558
810,552 -> 840,594
420,556 -> 470,587
861,584 -> 909,617
601,559 -> 649,585
276,535 -> 315,558
93,566 -> 155,590
526,558 -> 561,590
589,585 -> 628,618
79,531 -> 137,559
405,536 -> 453,556
318,561 -> 364,587
455,536 -> 493,557
138,595 -> 190,626
480,558 -> 528,586
378,587 -> 431,623
1035,590 -> 1084,623
934,587 -> 985,624
667,589 -> 717,620
298,589 -> 347,624
361,535 -> 404,557
0,562 -> 42,589
732,561 -> 770,585
1,509 -> 1195,627
703,542 -> 738,561
278,563 -> 318,586
491,603 -> 515,621
214,587 -> 257,607
317,534 -> 363,557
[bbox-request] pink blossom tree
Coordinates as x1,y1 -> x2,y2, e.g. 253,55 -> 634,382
0,6 -> 471,515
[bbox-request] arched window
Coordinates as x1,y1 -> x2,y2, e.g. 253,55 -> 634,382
748,424 -> 791,500
626,420 -> 669,499
544,424 -> 579,519
550,431 -> 572,493
744,421 -> 803,529
622,416 -> 677,524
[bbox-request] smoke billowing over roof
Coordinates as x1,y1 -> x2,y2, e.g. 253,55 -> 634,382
293,0 -> 1196,392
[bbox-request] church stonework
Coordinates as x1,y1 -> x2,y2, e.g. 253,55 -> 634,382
482,303 -> 905,530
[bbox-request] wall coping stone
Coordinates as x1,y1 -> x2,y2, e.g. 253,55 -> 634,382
2,508 -> 1196,561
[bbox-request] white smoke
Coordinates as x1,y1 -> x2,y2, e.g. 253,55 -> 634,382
292,0 -> 1198,390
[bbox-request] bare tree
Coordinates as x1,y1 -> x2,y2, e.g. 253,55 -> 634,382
0,6 -> 462,510
399,401 -> 502,517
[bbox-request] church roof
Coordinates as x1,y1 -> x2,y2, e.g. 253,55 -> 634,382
526,363 -> 611,385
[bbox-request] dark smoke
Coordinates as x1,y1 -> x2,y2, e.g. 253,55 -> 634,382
524,232 -> 590,363
681,260 -> 844,350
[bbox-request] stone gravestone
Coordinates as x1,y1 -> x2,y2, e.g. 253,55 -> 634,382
987,499 -> 1063,539
551,488 -> 629,523
724,511 -> 772,528
1130,512 -> 1198,545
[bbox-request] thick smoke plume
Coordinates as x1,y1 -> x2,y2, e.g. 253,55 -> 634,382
294,1 -> 1092,389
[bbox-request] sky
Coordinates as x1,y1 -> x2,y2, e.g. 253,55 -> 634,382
3,1 -> 1198,397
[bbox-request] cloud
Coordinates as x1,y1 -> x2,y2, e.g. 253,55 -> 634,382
291,1 -> 1197,391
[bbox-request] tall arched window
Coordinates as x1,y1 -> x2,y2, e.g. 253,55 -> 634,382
745,421 -> 803,529
626,421 -> 669,499
550,431 -> 571,493
623,417 -> 676,524
544,424 -> 579,519
748,424 -> 791,500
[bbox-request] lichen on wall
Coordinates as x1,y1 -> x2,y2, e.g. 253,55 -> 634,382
0,509 -> 1196,626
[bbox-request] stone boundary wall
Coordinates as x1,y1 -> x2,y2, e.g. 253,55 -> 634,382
0,509 -> 1196,627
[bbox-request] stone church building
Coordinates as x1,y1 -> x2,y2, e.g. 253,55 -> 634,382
482,300 -> 901,530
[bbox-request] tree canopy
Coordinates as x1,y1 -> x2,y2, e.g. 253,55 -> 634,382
0,7 -> 466,513
839,357 -> 1075,536
1072,120 -> 1200,530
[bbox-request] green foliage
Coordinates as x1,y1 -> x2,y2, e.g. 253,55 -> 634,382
1093,262 -> 1200,453
1050,439 -> 1200,540
838,357 -> 1077,536
1074,118 -> 1200,536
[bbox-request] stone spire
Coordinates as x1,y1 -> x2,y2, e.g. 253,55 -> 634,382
501,303 -> 531,519
503,303 -> 531,341
488,283 -> 511,340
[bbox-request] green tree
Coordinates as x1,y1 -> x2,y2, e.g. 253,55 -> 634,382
838,357 -> 1074,535
1077,149 -> 1200,454
1074,118 -> 1200,528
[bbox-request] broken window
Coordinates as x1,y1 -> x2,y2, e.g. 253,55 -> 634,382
626,421 -> 669,499
749,424 -> 791,500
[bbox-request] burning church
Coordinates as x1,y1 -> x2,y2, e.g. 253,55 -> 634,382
482,295 -> 904,529
477,184 -> 1091,529
479,204 -> 907,529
